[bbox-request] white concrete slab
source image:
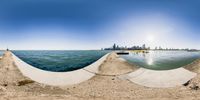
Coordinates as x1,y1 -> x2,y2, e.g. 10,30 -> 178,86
120,68 -> 197,88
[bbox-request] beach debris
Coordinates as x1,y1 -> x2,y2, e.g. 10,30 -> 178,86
183,80 -> 190,86
0,83 -> 7,91
2,84 -> 7,87
189,84 -> 199,90
16,80 -> 34,86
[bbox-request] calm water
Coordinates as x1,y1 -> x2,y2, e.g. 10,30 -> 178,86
121,51 -> 200,70
12,50 -> 109,72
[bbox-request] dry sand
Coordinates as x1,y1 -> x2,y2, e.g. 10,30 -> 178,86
184,59 -> 200,73
98,52 -> 138,75
1,51 -> 200,100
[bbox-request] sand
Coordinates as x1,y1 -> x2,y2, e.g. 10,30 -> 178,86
1,51 -> 200,100
98,52 -> 138,75
184,59 -> 200,73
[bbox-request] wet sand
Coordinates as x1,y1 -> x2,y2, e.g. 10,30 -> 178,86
1,51 -> 200,100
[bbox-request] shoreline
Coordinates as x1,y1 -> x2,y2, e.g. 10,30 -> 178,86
9,51 -> 200,87
12,52 -> 109,86
1,51 -> 200,99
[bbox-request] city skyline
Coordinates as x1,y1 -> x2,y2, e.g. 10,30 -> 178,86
0,0 -> 200,50
104,43 -> 198,51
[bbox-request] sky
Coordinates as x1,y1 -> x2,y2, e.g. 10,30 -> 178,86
0,0 -> 200,50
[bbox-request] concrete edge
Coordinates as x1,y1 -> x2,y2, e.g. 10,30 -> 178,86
83,53 -> 110,73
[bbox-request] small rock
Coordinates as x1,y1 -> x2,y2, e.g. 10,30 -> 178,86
183,80 -> 190,86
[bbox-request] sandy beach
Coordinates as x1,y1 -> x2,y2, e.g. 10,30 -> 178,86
1,51 -> 200,100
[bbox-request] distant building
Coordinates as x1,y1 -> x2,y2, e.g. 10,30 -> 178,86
142,44 -> 146,50
113,44 -> 116,50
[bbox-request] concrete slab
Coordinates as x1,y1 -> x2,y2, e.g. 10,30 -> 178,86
120,68 -> 197,88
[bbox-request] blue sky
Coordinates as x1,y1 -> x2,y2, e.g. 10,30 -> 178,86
0,0 -> 200,50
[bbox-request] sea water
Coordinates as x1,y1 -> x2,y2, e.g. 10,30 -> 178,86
121,50 -> 200,70
12,50 -> 109,72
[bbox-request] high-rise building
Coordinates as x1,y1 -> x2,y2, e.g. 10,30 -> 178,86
113,44 -> 116,50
